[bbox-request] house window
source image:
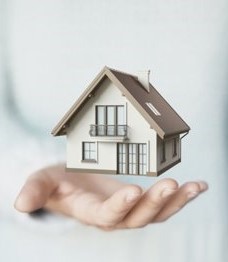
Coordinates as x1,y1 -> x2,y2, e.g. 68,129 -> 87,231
129,144 -> 137,175
161,140 -> 166,163
117,143 -> 147,175
139,144 -> 147,175
173,138 -> 177,157
95,105 -> 125,136
145,102 -> 161,116
82,142 -> 96,161
118,143 -> 126,174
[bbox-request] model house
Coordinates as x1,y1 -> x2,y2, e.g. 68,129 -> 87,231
52,66 -> 190,176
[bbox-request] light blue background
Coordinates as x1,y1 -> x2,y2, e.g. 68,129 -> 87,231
0,0 -> 227,261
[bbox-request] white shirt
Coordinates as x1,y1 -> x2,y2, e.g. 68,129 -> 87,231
0,1 -> 227,261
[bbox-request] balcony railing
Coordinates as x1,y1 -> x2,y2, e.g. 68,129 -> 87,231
89,125 -> 128,137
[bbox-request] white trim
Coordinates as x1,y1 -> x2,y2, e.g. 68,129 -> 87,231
147,140 -> 150,172
96,141 -> 99,163
125,102 -> 128,126
95,141 -> 98,162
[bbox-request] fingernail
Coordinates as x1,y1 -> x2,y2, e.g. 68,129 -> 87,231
14,195 -> 24,211
161,189 -> 176,198
197,181 -> 209,191
126,193 -> 141,203
187,191 -> 199,199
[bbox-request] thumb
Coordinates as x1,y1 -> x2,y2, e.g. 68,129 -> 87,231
14,173 -> 57,213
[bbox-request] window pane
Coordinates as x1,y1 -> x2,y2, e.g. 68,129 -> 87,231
117,106 -> 124,125
138,144 -> 147,175
118,164 -> 123,173
139,165 -> 142,174
142,166 -> 146,175
143,144 -> 146,154
129,164 -> 132,174
139,144 -> 142,152
117,125 -> 125,136
122,144 -> 126,153
132,164 -> 136,174
122,164 -> 126,173
143,155 -> 147,163
84,142 -> 89,150
97,106 -> 105,125
107,125 -> 115,136
132,155 -> 135,164
119,144 -> 123,153
129,144 -> 132,154
90,151 -> 96,160
107,108 -> 115,134
107,106 -> 115,125
90,142 -> 95,151
97,124 -> 105,136
84,151 -> 90,160
122,153 -> 126,162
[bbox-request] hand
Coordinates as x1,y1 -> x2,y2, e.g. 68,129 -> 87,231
14,164 -> 208,230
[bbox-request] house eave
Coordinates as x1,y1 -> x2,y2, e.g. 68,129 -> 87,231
163,129 -> 190,140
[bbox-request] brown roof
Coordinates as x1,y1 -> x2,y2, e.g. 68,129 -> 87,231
52,66 -> 190,138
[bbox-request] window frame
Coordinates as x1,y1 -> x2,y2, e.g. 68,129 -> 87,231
161,140 -> 166,163
95,105 -> 125,136
82,142 -> 97,162
173,138 -> 177,157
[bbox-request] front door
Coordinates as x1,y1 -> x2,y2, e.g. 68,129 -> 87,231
117,143 -> 147,175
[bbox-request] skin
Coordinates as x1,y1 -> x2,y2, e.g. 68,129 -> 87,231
14,164 -> 208,230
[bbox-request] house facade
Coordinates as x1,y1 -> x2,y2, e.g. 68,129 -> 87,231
52,67 -> 190,176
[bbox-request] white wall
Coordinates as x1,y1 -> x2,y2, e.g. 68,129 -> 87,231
67,77 -> 157,173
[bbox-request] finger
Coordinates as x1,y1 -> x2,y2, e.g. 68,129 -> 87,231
197,181 -> 209,192
118,178 -> 178,228
93,185 -> 143,228
153,181 -> 208,222
14,171 -> 58,213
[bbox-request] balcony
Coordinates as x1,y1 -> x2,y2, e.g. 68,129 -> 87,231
89,125 -> 128,138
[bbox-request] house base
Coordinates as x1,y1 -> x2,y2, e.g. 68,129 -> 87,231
155,158 -> 181,177
66,159 -> 181,177
66,168 -> 117,175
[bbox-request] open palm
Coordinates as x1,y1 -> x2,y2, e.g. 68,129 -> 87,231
15,164 -> 208,230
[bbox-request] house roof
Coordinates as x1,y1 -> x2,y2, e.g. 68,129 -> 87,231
52,66 -> 190,138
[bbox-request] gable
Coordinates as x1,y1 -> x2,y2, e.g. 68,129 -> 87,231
68,77 -> 153,138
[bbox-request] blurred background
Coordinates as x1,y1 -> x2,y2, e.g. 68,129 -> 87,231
0,0 -> 227,261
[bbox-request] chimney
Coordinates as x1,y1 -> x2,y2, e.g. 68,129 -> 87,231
137,70 -> 150,92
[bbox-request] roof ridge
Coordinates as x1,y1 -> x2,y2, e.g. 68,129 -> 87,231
106,66 -> 138,79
